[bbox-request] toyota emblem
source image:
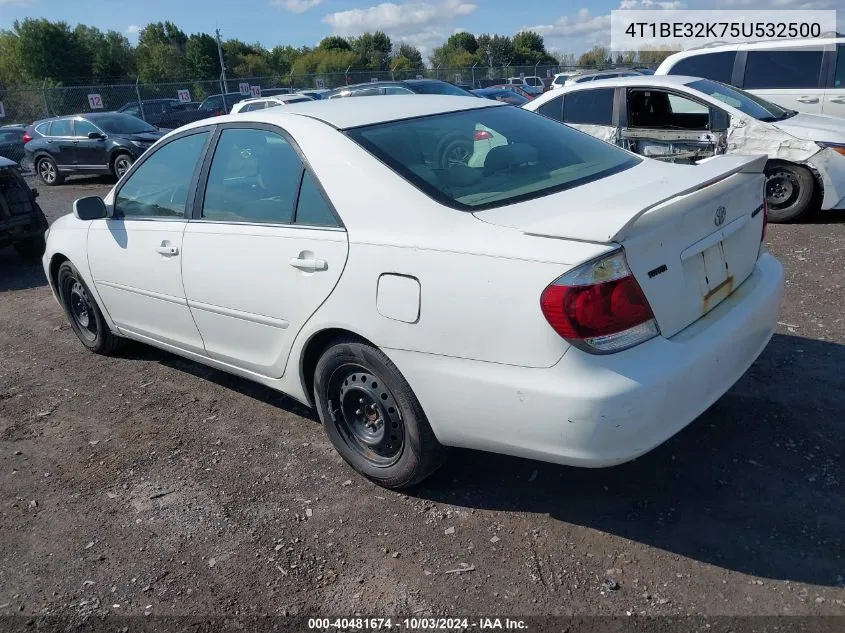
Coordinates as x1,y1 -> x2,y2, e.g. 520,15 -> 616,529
714,205 -> 726,226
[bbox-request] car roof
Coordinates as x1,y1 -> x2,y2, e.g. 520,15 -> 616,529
330,79 -> 452,91
183,95 -> 500,130
556,74 -> 700,90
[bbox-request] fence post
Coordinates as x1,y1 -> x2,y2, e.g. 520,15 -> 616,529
534,61 -> 540,79
135,78 -> 145,122
220,72 -> 227,113
41,78 -> 50,117
471,62 -> 477,88
345,65 -> 351,85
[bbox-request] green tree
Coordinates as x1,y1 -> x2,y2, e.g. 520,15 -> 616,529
268,45 -> 306,76
136,22 -> 188,81
96,31 -> 135,79
185,33 -> 219,80
319,36 -> 351,52
511,30 -> 556,66
393,43 -> 423,69
0,30 -> 25,86
13,18 -> 91,82
351,31 -> 392,71
578,45 -> 610,67
475,34 -> 514,68
637,45 -> 678,65
446,32 -> 478,54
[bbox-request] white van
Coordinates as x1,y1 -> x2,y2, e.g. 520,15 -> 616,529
655,37 -> 845,117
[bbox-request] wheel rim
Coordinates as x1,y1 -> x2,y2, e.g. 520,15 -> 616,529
39,160 -> 56,183
327,363 -> 405,467
66,279 -> 97,342
766,170 -> 799,210
115,157 -> 132,177
445,144 -> 471,166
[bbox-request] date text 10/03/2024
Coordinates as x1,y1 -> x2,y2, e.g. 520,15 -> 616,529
307,618 -> 529,630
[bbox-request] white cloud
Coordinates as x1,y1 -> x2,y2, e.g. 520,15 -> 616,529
0,0 -> 35,5
272,0 -> 322,13
125,24 -> 142,43
322,0 -> 477,54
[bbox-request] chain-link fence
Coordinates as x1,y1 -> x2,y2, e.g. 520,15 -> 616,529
0,63 -> 648,127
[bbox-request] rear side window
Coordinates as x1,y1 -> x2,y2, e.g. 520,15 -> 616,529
836,45 -> 845,88
667,51 -> 737,84
35,122 -> 50,136
295,171 -> 338,227
346,105 -> 639,211
202,128 -> 302,224
50,119 -> 73,136
744,49 -> 823,89
536,95 -> 563,121
563,88 -> 614,125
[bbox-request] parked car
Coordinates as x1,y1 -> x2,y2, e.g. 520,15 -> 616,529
524,74 -> 845,222
0,125 -> 27,165
656,36 -> 845,117
197,92 -> 250,116
472,88 -> 530,105
44,96 -> 783,488
24,113 -> 165,186
326,79 -> 474,99
231,94 -> 314,113
567,69 -> 643,84
549,72 -> 579,90
116,99 -> 209,129
261,88 -> 294,97
491,84 -> 536,100
522,75 -> 547,91
297,89 -> 330,100
506,77 -> 543,95
0,157 -> 47,260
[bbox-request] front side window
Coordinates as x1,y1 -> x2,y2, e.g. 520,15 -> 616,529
563,88 -> 614,125
202,128 -> 303,224
667,51 -> 737,84
74,119 -> 100,137
744,49 -> 823,89
346,105 -> 640,211
114,131 -> 209,218
50,119 -> 73,137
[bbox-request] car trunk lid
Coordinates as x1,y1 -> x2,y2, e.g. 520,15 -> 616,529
474,154 -> 767,338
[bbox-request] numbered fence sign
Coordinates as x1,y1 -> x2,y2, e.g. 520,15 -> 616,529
239,82 -> 251,96
519,72 -> 525,79
0,101 -> 5,119
370,77 -> 379,83
177,89 -> 192,103
315,77 -> 325,89
250,85 -> 262,98
88,93 -> 104,109
546,68 -> 552,77
455,73 -> 461,83
416,74 -> 423,80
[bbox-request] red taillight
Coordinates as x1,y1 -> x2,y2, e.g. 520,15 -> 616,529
474,129 -> 492,141
22,133 -> 32,144
540,250 -> 658,353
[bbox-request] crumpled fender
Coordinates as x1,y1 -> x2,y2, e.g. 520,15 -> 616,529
806,148 -> 845,210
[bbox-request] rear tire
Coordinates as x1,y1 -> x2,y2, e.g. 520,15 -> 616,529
56,261 -> 122,355
13,234 -> 45,261
313,338 -> 447,489
765,163 -> 814,223
36,156 -> 63,186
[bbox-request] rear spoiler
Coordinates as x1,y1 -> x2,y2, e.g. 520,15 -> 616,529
519,154 -> 767,243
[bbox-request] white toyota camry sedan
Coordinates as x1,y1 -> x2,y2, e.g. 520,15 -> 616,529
43,96 -> 784,488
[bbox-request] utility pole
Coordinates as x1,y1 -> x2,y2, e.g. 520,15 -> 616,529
215,28 -> 229,108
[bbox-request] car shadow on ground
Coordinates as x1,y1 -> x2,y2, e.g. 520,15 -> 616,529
0,249 -> 47,292
414,333 -> 844,587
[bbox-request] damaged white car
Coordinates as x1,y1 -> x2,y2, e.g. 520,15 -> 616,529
524,75 -> 845,222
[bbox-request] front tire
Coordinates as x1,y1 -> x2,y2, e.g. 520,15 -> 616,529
112,152 -> 134,179
765,163 -> 815,223
36,156 -> 63,186
56,261 -> 122,355
13,234 -> 46,261
313,338 -> 447,489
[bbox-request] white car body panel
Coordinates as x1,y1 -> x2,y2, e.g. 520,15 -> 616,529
524,76 -> 845,210
43,96 -> 785,469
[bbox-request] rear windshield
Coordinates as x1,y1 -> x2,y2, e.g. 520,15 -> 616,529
687,78 -> 788,121
346,105 -> 640,211
411,82 -> 473,96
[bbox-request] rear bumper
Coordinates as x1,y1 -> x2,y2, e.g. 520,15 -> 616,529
387,251 -> 784,467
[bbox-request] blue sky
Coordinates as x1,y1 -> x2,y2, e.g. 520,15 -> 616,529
0,0 -> 840,59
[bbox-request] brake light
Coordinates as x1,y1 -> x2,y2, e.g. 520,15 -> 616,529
474,129 -> 492,141
22,133 -> 32,144
540,250 -> 658,353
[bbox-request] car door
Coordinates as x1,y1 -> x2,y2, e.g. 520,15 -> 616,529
618,88 -> 728,163
71,118 -> 108,169
822,43 -> 845,117
87,129 -> 212,353
43,119 -> 76,168
742,46 -> 826,114
561,87 -> 619,143
181,124 -> 349,378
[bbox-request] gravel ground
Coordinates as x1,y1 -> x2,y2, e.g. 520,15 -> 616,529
0,175 -> 843,626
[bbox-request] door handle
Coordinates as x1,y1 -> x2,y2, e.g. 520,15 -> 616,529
830,97 -> 845,104
796,96 -> 819,103
155,245 -> 179,257
289,256 -> 327,272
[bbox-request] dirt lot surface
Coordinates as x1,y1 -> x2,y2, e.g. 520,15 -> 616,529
0,175 -> 843,626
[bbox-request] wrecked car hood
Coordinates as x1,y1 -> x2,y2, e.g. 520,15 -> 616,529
770,113 -> 845,144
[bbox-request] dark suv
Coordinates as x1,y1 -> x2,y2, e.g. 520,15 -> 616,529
0,157 -> 47,260
24,113 -> 165,186
116,99 -> 210,129
325,79 -> 475,99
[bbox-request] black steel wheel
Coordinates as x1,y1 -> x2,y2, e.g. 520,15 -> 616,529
313,338 -> 447,489
765,163 -> 814,223
56,261 -> 122,355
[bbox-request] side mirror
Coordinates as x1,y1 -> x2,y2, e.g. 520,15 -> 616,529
710,108 -> 730,132
73,196 -> 108,221
88,131 -> 105,140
